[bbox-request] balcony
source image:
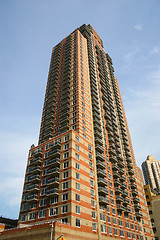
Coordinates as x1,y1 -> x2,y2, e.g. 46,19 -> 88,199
133,196 -> 140,203
99,196 -> 109,205
114,179 -> 121,186
135,204 -> 141,211
130,176 -> 136,182
113,171 -> 120,179
45,149 -> 61,159
132,189 -> 138,196
25,184 -> 39,192
117,204 -> 125,211
112,163 -> 119,171
44,158 -> 60,168
42,130 -> 53,140
94,124 -> 102,132
97,177 -> 108,186
126,157 -> 132,163
115,187 -> 123,194
94,136 -> 103,146
93,111 -> 101,120
117,161 -> 124,168
122,190 -> 129,197
123,198 -> 130,204
43,119 -> 54,128
119,168 -> 125,175
135,212 -> 143,219
97,168 -> 107,177
96,152 -> 105,161
26,194 -> 38,202
125,151 -> 131,157
32,150 -> 43,158
131,182 -> 137,189
60,117 -> 69,125
93,117 -> 101,126
116,195 -> 123,202
95,144 -> 104,153
47,188 -> 59,196
98,187 -> 109,195
94,130 -> 103,139
124,206 -> 131,213
45,167 -> 59,176
109,148 -> 117,156
27,175 -> 40,183
109,155 -> 117,163
47,177 -> 59,186
29,157 -> 42,166
27,166 -> 41,175
96,160 -> 106,169
121,183 -> 127,189
120,176 -> 126,182
128,169 -> 134,175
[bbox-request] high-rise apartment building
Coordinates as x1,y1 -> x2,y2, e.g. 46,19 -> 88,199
142,155 -> 160,194
18,24 -> 154,240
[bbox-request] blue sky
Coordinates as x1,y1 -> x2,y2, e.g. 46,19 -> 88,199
0,0 -> 160,219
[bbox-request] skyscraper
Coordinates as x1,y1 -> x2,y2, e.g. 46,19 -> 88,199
18,24 -> 154,240
142,155 -> 160,194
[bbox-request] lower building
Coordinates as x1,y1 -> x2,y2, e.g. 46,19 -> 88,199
144,185 -> 160,240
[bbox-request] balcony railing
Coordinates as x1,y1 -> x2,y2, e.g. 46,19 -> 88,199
97,168 -> 107,177
47,188 -> 59,196
97,177 -> 108,186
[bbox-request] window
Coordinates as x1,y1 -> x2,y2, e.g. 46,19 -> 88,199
119,219 -> 123,227
62,205 -> 68,213
100,213 -> 106,221
107,206 -> 110,213
114,228 -> 118,236
63,161 -> 69,168
64,152 -> 69,159
101,224 -> 107,233
76,182 -> 80,190
112,208 -> 116,215
91,200 -> 95,208
64,143 -> 69,150
109,227 -> 112,235
111,198 -> 115,205
39,198 -> 47,207
82,113 -> 85,118
90,189 -> 94,197
62,218 -> 68,224
75,152 -> 79,160
62,193 -> 68,201
90,179 -> 94,187
76,218 -> 81,227
39,209 -> 46,218
29,212 -> 36,220
76,172 -> 80,180
126,222 -> 129,228
90,170 -> 93,178
108,216 -> 111,223
75,162 -> 80,169
76,205 -> 80,214
83,133 -> 86,139
82,107 -> 85,112
120,230 -> 124,237
89,161 -> 93,168
92,223 -> 96,231
73,111 -> 77,117
22,204 -> 27,211
62,182 -> 68,190
113,217 -> 117,225
40,188 -> 47,196
49,207 -> 58,216
75,144 -> 79,151
92,211 -> 96,219
73,118 -> 77,124
110,190 -> 114,196
82,126 -> 86,132
75,135 -> 79,143
50,196 -> 58,204
131,223 -> 134,230
63,171 -> 69,179
64,134 -> 69,141
21,215 -> 26,222
89,153 -> 92,160
75,194 -> 80,202
127,232 -> 131,238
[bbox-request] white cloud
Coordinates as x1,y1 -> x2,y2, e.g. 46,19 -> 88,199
134,23 -> 143,31
123,66 -> 160,166
150,47 -> 159,55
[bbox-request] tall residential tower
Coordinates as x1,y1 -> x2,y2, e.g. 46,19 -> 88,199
142,155 -> 160,194
18,24 -> 154,240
